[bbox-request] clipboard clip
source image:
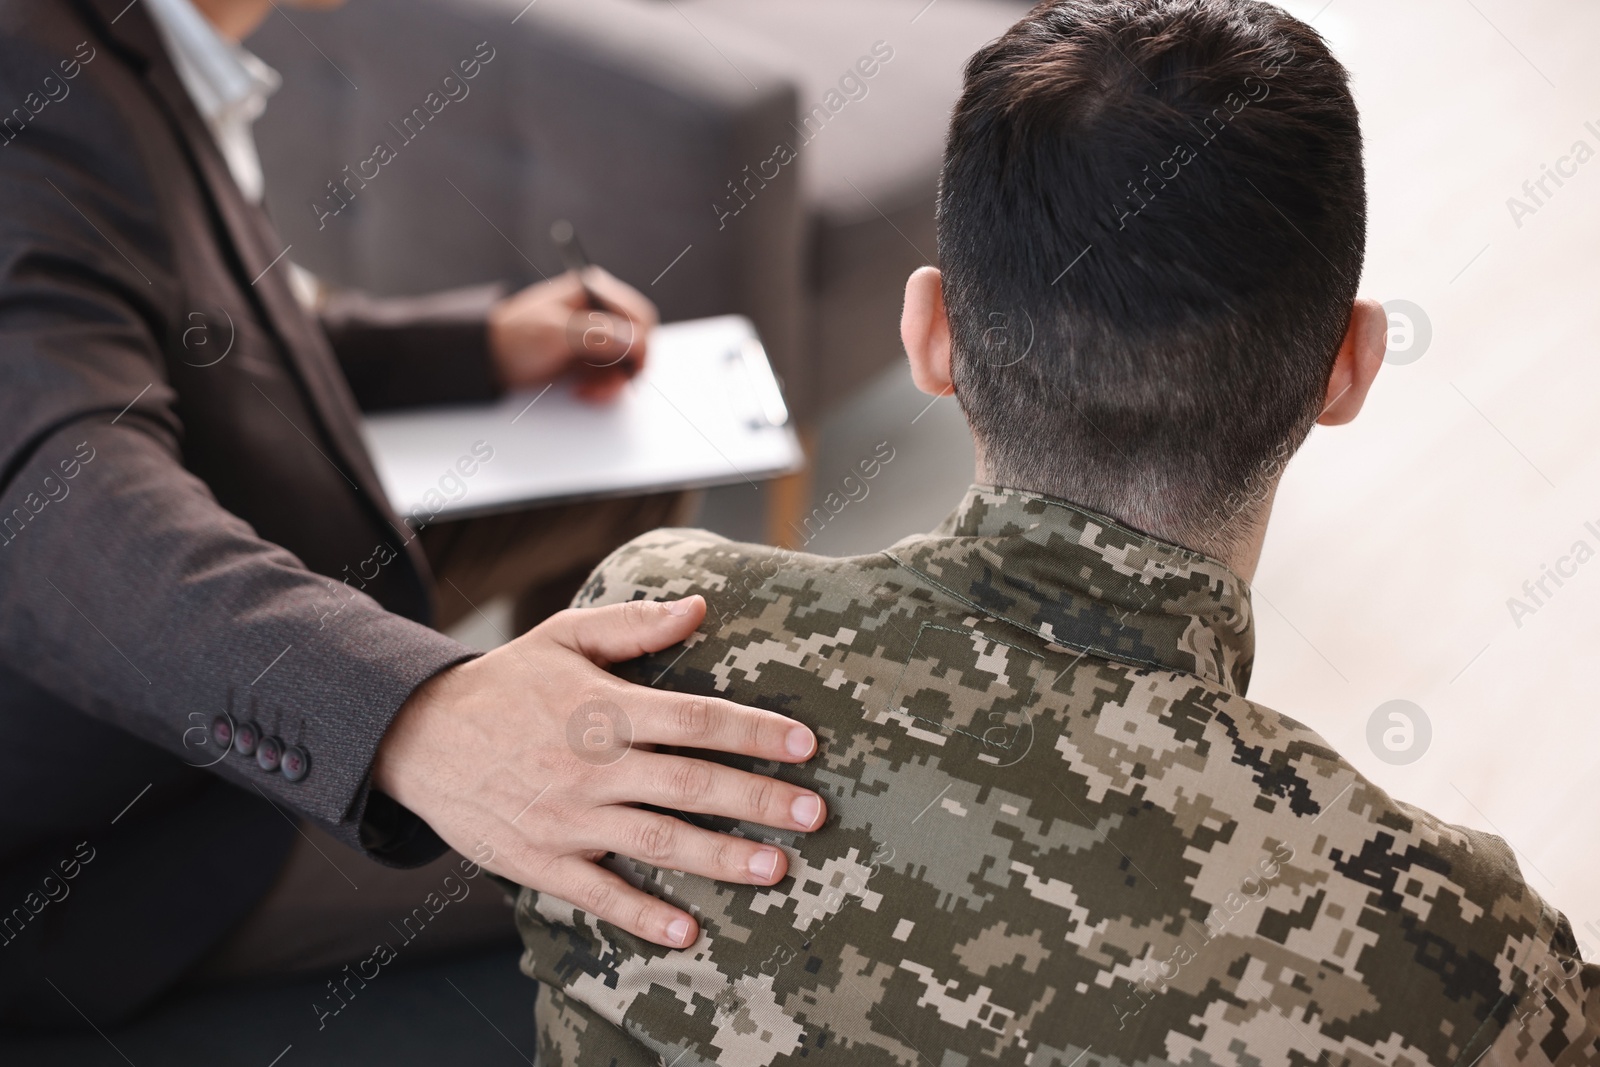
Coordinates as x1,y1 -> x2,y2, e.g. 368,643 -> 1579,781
727,336 -> 790,429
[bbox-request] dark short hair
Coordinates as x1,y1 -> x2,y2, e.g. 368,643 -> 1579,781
938,0 -> 1365,550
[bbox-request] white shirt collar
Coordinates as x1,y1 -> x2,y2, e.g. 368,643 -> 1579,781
141,0 -> 281,202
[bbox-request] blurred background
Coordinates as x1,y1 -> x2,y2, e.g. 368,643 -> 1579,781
21,0 -> 1575,1061
250,0 -> 1600,943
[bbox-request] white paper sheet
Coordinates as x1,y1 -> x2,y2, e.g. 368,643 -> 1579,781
361,315 -> 803,520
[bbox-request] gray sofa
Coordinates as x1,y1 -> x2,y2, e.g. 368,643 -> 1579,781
253,0 -> 1025,420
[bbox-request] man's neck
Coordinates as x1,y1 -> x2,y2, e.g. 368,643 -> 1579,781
1216,505 -> 1270,584
189,0 -> 272,42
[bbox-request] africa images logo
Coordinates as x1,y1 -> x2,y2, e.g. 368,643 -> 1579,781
1366,700 -> 1431,766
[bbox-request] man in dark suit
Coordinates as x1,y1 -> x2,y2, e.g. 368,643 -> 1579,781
0,0 -> 828,1030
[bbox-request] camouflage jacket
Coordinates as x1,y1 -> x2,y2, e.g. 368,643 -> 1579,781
515,486 -> 1600,1066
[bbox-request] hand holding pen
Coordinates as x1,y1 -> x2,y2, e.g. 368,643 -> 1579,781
484,220 -> 658,402
551,219 -> 651,398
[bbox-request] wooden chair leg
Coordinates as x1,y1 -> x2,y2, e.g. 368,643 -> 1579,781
765,427 -> 816,549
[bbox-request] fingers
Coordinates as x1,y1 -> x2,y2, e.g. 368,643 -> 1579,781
631,689 -> 818,764
539,599 -> 819,761
591,806 -> 794,888
622,751 -> 825,833
543,596 -> 707,665
568,309 -> 646,373
581,266 -> 659,334
573,368 -> 632,403
542,858 -> 700,948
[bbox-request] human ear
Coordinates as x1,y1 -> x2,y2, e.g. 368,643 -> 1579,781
1316,298 -> 1387,426
901,267 -> 954,399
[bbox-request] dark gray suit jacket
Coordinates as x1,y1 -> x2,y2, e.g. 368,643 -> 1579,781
0,0 -> 500,1029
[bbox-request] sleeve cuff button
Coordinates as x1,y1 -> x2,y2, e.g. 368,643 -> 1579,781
209,715 -> 233,749
281,745 -> 310,783
235,721 -> 261,757
256,736 -> 283,773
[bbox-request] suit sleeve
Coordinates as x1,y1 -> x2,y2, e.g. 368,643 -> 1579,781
319,283 -> 506,411
0,62 -> 471,865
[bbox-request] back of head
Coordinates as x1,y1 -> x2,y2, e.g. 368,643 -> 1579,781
939,0 -> 1365,555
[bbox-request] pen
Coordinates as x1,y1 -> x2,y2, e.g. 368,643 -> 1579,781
550,219 -> 642,382
550,218 -> 602,309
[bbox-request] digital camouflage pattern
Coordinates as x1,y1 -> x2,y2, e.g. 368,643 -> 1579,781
515,486 -> 1600,1066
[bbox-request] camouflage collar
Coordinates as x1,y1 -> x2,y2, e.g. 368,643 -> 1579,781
884,486 -> 1254,693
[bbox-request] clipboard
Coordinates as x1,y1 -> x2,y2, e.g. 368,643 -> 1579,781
360,315 -> 803,521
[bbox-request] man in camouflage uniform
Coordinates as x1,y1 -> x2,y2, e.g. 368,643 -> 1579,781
512,1 -> 1600,1063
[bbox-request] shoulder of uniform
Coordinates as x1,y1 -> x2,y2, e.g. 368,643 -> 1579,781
576,528 -> 821,609
1205,683 -> 1553,941
578,527 -> 730,596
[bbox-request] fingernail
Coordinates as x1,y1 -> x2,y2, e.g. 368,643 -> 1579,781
785,725 -> 815,759
748,848 -> 780,882
791,794 -> 821,830
666,917 -> 693,946
664,597 -> 694,617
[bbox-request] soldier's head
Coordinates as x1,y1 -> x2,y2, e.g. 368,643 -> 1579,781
901,0 -> 1386,565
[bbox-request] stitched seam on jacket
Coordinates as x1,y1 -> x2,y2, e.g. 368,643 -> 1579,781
881,550 -> 1190,681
